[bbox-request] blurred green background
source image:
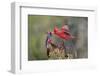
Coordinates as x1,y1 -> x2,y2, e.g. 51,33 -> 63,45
28,15 -> 88,60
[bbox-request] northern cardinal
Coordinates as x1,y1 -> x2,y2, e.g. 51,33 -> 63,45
53,25 -> 75,40
45,25 -> 75,57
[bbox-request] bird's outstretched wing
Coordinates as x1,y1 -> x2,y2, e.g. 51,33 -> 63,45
64,31 -> 71,36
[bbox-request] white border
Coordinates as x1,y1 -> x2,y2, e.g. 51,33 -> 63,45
11,2 -> 97,74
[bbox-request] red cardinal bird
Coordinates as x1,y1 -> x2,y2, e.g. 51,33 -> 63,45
53,25 -> 75,40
